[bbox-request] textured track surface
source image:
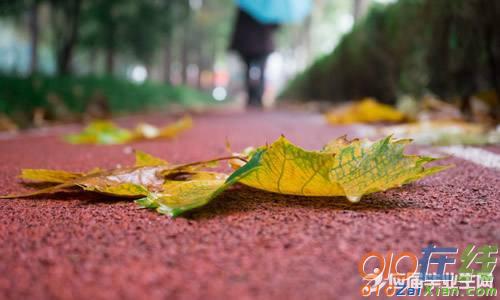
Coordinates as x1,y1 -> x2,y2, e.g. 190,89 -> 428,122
0,111 -> 499,300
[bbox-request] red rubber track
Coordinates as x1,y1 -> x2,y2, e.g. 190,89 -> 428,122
0,111 -> 499,300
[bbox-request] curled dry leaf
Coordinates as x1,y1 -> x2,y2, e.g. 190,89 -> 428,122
2,150 -> 246,217
65,115 -> 193,145
1,136 -> 449,216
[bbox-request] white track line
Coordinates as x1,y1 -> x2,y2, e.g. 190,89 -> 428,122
437,146 -> 500,170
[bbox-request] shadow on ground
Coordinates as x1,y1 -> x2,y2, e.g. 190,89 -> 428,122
7,182 -> 426,219
186,185 -> 422,220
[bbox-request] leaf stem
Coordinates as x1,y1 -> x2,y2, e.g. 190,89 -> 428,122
169,155 -> 248,171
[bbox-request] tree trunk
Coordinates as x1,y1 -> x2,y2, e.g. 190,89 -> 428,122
196,43 -> 203,89
56,0 -> 82,75
88,48 -> 98,74
181,36 -> 189,85
179,17 -> 193,86
28,1 -> 39,75
105,47 -> 115,75
210,43 -> 217,90
163,37 -> 172,84
145,64 -> 152,81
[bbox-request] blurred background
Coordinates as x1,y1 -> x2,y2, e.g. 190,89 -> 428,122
0,0 -> 498,131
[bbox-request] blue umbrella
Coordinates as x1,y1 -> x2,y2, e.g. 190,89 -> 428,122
236,0 -> 312,24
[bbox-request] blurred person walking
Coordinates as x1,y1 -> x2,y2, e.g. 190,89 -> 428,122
229,0 -> 312,108
229,9 -> 278,107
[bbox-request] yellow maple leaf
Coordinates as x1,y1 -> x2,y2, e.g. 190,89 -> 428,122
238,136 -> 449,202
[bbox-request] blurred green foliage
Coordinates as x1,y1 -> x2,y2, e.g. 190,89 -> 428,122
0,0 -> 233,78
0,0 -> 232,128
282,0 -> 500,105
79,0 -> 190,73
0,75 -> 212,127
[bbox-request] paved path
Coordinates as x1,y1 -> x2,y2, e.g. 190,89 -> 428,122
0,111 -> 499,300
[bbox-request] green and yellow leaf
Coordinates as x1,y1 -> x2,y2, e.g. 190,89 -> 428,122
65,120 -> 132,145
65,116 -> 192,145
238,136 -> 449,202
1,152 -> 245,217
153,179 -> 227,217
147,161 -> 259,217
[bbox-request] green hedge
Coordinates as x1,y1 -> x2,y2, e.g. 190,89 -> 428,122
0,75 -> 213,126
282,0 -> 500,104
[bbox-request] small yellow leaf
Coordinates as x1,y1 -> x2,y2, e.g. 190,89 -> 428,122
158,115 -> 193,138
65,116 -> 193,145
65,120 -> 132,145
325,98 -> 406,124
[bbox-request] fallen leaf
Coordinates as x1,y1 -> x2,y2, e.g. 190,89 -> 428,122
1,150 -> 246,217
157,115 -> 193,138
326,98 -> 406,124
21,169 -> 83,183
148,178 -> 228,216
1,136 -> 448,216
419,96 -> 463,121
379,121 -> 500,145
237,136 -> 448,202
0,114 -> 18,132
65,115 -> 192,145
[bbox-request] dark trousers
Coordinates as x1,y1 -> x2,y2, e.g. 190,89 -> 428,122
242,54 -> 268,107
